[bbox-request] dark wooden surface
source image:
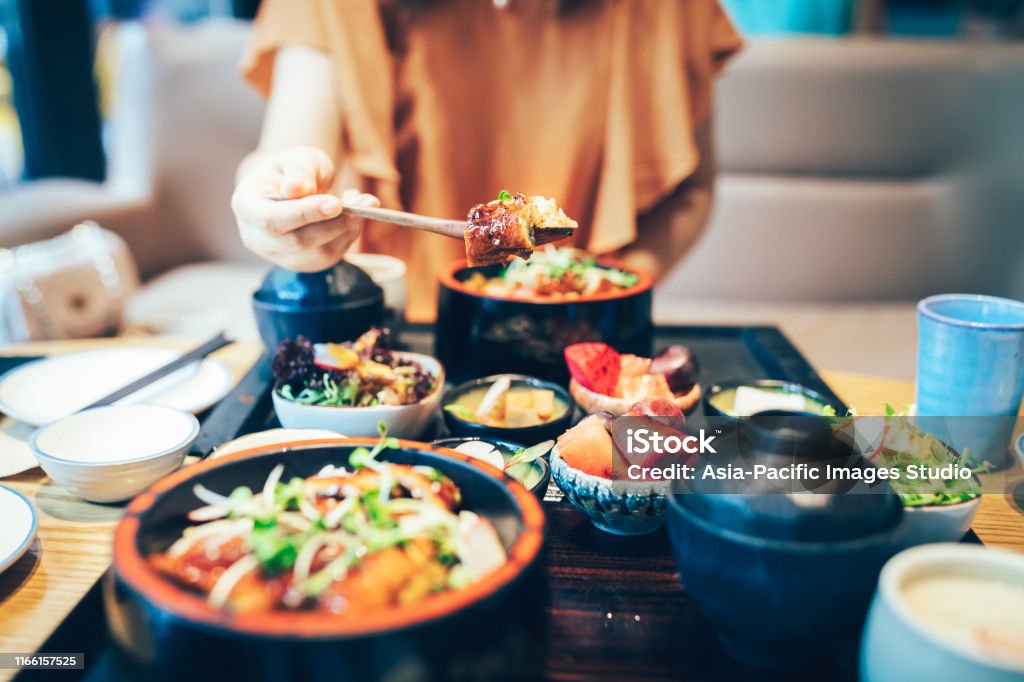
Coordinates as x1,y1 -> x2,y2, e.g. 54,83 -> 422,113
22,325 -> 854,682
539,495 -> 850,682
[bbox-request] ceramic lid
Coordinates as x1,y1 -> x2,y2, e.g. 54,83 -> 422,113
254,262 -> 383,311
673,411 -> 903,542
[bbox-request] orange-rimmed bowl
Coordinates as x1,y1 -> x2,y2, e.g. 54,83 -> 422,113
106,438 -> 547,682
436,258 -> 654,385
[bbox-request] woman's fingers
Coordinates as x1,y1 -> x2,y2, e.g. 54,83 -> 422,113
277,147 -> 335,197
231,144 -> 380,272
279,215 -> 356,252
235,182 -> 381,240
339,189 -> 380,210
242,215 -> 353,255
239,193 -> 343,236
279,173 -> 316,199
244,218 -> 360,272
352,192 -> 381,208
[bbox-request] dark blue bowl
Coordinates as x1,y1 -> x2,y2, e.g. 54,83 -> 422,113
436,259 -> 653,385
252,264 -> 383,349
441,374 -> 576,444
665,491 -> 901,667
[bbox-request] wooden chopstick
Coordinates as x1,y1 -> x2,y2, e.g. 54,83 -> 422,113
80,332 -> 232,411
343,204 -> 576,244
270,195 -> 576,244
339,204 -> 468,240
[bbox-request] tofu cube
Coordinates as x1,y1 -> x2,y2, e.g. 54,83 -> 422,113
505,390 -> 534,417
505,390 -> 542,427
505,409 -> 542,428
532,389 -> 555,420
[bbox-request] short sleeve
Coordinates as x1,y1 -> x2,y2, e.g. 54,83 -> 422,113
239,0 -> 401,188
585,0 -> 742,254
708,2 -> 744,76
239,0 -> 330,99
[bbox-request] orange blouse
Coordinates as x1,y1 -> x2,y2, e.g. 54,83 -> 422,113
242,0 -> 741,320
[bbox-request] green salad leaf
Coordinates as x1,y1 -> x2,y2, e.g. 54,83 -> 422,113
825,404 -> 985,507
250,523 -> 301,574
443,404 -> 478,422
503,440 -> 555,471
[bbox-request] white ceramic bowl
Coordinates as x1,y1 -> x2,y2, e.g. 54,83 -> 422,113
272,352 -> 443,439
345,253 -> 407,323
894,497 -> 982,548
861,543 -> 1024,682
29,405 -> 199,503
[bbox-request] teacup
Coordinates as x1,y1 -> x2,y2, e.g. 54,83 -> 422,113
916,294 -> 1024,466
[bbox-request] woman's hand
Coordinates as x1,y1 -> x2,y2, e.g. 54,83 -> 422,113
231,146 -> 380,272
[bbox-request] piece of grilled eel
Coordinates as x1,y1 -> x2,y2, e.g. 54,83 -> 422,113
464,192 -> 577,267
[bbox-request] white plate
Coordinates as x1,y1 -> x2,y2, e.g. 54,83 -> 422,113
210,428 -> 348,460
0,485 -> 37,574
0,347 -> 233,426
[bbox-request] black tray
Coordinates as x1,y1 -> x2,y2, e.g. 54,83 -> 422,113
16,325 -> 978,682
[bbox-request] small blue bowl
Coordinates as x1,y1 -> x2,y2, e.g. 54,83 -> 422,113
549,447 -> 668,536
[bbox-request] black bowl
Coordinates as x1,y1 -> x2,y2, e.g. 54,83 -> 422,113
665,490 -> 900,667
441,374 -> 576,444
703,379 -> 842,421
435,259 -> 653,385
252,263 -> 384,349
433,436 -> 552,500
107,439 -> 546,682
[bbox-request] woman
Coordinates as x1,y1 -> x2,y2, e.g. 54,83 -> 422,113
232,0 -> 741,321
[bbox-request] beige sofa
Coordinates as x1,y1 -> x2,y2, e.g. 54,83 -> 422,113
2,21 -> 1023,380
658,38 -> 1024,378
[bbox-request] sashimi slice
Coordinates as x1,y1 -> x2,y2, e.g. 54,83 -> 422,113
616,373 -> 674,403
619,354 -> 652,377
557,414 -> 614,478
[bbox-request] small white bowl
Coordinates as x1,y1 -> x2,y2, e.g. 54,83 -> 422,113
272,352 -> 443,439
894,496 -> 982,548
29,405 -> 199,503
345,253 -> 407,322
861,543 -> 1024,682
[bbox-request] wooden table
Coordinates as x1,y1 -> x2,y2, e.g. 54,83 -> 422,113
0,338 -> 259,682
0,340 -> 1021,681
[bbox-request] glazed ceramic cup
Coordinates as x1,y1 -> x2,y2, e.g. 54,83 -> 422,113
861,543 -> 1024,682
916,294 -> 1024,465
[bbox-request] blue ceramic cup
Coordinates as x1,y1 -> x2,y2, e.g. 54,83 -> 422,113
916,294 -> 1024,465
